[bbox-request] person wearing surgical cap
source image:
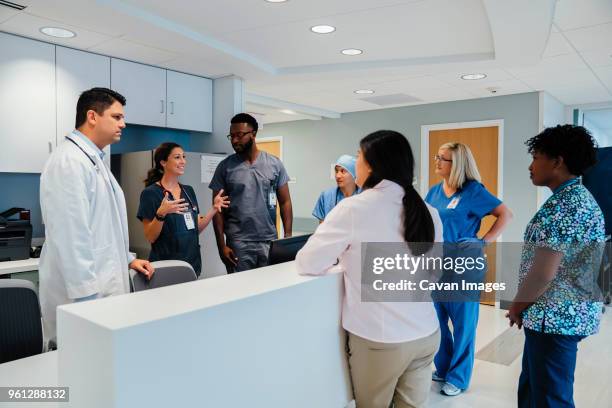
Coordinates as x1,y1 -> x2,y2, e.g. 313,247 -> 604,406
312,154 -> 360,223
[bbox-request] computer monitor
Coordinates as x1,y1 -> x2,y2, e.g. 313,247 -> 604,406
267,234 -> 312,265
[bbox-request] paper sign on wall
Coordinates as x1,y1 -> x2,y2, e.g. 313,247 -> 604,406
201,155 -> 226,183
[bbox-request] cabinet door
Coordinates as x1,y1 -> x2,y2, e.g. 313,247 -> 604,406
56,47 -> 111,143
110,59 -> 166,127
0,33 -> 55,173
166,71 -> 212,132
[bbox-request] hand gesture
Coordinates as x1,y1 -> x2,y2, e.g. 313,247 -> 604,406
214,189 -> 230,213
157,191 -> 189,217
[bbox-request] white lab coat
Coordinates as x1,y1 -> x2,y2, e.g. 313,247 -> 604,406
39,131 -> 135,342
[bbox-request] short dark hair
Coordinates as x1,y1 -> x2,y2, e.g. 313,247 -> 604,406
231,113 -> 258,132
525,124 -> 598,176
75,87 -> 126,128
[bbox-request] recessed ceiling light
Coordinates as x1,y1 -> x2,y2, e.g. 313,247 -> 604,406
460,73 -> 487,80
280,109 -> 297,115
265,0 -> 288,2
354,89 -> 375,95
341,48 -> 363,56
39,27 -> 76,39
311,25 -> 336,34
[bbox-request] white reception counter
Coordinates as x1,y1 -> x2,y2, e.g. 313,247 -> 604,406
55,261 -> 352,407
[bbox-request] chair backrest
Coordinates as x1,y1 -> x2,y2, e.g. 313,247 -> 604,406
129,260 -> 197,292
0,279 -> 43,363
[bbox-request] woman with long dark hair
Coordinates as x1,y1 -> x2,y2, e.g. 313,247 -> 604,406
296,130 -> 443,408
137,142 -> 229,277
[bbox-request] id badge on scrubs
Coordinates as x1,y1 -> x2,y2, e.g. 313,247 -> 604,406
269,192 -> 277,207
447,196 -> 461,209
183,211 -> 196,230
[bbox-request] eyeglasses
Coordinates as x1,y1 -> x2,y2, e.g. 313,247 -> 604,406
226,131 -> 253,141
433,155 -> 452,163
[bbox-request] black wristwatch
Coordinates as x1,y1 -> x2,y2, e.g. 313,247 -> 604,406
155,212 -> 166,221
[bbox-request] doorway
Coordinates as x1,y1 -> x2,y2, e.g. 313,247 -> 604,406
256,137 -> 284,237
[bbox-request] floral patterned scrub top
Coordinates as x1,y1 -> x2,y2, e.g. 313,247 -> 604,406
520,178 -> 605,336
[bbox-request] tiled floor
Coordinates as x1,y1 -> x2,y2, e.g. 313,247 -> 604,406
428,305 -> 612,407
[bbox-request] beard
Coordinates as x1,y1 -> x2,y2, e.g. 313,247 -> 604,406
233,137 -> 254,154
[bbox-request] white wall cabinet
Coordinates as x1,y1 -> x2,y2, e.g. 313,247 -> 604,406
167,71 -> 213,132
110,58 -> 167,128
56,47 -> 111,162
0,33 -> 55,173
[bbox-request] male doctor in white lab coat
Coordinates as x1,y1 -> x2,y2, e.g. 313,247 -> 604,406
39,87 -> 154,345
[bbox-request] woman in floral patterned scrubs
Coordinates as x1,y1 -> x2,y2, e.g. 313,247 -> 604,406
507,124 -> 605,408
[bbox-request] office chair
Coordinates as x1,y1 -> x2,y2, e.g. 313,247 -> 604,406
0,279 -> 43,363
129,260 -> 197,292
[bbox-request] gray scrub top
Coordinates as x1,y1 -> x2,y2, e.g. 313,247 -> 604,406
209,151 -> 289,242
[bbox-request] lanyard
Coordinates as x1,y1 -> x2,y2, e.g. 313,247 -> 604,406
66,137 -> 96,167
159,181 -> 197,212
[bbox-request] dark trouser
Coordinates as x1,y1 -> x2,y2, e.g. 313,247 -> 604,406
226,240 -> 271,273
518,328 -> 586,408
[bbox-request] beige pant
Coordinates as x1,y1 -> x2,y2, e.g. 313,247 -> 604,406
348,329 -> 440,408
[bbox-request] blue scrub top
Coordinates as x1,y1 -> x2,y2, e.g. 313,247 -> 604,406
425,180 -> 501,243
137,183 -> 201,276
312,186 -> 360,221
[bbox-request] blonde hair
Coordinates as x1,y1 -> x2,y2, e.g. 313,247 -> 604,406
440,142 -> 481,189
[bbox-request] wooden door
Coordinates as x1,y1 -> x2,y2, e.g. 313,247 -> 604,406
428,126 -> 499,305
256,139 -> 283,237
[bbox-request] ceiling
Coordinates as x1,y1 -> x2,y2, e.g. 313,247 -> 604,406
1,0 -> 611,124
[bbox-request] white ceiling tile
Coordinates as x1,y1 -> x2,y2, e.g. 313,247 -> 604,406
543,32 -> 575,57
554,0 -> 612,31
433,69 -> 515,87
0,12 -> 114,48
88,38 -> 178,65
518,68 -> 600,90
594,66 -> 612,90
459,80 -> 533,97
546,85 -> 611,105
216,0 -> 492,68
506,53 -> 587,77
580,50 -> 612,68
563,22 -> 612,52
0,7 -> 21,24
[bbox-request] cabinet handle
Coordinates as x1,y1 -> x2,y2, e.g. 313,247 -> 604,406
48,141 -> 53,153
161,100 -> 164,114
170,101 -> 174,115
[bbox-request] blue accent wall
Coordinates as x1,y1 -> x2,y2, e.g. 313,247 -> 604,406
0,125 -> 213,238
0,173 -> 43,237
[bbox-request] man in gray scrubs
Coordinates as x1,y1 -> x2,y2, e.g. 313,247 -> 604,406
210,113 -> 293,273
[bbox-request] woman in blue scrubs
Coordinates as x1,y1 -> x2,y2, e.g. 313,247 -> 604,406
425,142 -> 512,396
138,142 -> 229,277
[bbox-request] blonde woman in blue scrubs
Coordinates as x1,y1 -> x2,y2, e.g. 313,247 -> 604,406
425,142 -> 512,396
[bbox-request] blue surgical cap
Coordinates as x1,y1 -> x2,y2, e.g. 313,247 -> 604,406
335,154 -> 356,179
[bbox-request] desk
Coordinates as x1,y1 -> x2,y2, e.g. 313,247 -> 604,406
0,258 -> 39,277
0,351 -> 59,408
0,253 -> 137,277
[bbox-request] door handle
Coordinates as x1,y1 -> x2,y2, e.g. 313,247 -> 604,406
48,141 -> 53,153
160,100 -> 164,114
170,101 -> 174,115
